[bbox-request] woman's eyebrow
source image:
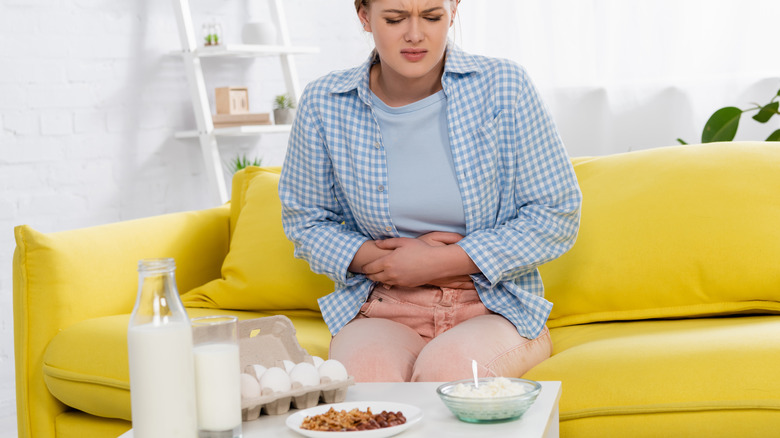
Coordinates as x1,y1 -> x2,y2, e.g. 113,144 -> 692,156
382,7 -> 445,14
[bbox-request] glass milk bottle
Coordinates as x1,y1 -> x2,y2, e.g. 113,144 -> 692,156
128,258 -> 197,437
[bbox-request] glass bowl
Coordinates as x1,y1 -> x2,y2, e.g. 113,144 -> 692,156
436,377 -> 542,423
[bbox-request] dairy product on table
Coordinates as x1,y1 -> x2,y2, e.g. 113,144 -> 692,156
449,377 -> 527,398
193,343 -> 242,431
128,322 -> 197,437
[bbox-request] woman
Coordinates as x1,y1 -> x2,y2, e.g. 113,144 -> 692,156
279,0 -> 581,382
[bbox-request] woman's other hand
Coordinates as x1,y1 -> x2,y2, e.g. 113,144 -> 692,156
416,231 -> 464,246
364,234 -> 479,288
364,238 -> 439,287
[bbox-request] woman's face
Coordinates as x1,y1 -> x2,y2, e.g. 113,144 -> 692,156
359,0 -> 457,84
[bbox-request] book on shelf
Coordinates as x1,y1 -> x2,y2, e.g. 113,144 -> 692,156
212,113 -> 271,128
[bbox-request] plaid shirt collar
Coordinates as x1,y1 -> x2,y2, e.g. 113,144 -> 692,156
326,44 -> 482,104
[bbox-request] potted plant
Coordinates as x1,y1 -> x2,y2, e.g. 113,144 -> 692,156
678,87 -> 780,144
226,154 -> 262,174
273,93 -> 296,125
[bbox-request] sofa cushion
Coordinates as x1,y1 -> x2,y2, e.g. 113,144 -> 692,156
181,167 -> 334,312
43,308 -> 330,421
523,315 -> 780,437
539,142 -> 780,328
55,411 -> 131,438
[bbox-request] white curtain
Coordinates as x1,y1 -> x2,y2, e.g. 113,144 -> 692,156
455,0 -> 780,156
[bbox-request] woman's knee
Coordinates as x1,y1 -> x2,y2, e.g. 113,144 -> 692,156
411,316 -> 552,381
330,318 -> 426,382
483,326 -> 552,378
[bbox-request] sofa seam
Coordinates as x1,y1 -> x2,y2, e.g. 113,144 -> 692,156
42,364 -> 130,391
561,401 -> 780,421
14,226 -> 33,437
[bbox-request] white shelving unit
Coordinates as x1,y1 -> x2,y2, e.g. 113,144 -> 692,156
171,0 -> 318,203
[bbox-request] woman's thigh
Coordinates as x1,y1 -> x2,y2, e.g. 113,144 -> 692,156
411,315 -> 552,382
329,317 -> 427,382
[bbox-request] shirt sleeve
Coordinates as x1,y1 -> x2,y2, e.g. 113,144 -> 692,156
456,68 -> 582,287
278,87 -> 369,286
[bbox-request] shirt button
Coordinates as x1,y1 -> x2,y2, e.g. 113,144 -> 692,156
385,226 -> 392,232
374,142 -> 381,149
377,185 -> 384,192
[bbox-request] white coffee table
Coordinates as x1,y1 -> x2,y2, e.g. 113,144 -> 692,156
120,381 -> 561,438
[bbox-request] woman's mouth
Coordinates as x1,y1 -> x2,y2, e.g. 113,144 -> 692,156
401,48 -> 427,62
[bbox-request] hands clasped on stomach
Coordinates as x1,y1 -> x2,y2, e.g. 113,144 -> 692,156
349,231 -> 478,290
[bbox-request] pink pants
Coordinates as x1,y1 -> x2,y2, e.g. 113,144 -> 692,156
329,284 -> 552,382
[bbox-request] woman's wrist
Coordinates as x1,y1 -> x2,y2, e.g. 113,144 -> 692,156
435,243 -> 480,278
348,240 -> 392,274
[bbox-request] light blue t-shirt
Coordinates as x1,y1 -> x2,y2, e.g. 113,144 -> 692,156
369,89 -> 466,238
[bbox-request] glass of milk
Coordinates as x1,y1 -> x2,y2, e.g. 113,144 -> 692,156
191,315 -> 243,438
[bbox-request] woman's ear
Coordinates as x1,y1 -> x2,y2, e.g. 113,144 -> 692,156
449,3 -> 458,27
358,7 -> 371,32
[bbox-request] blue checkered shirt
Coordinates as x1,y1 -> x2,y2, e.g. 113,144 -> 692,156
279,46 -> 582,339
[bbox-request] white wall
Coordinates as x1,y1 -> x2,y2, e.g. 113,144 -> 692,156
0,1 -> 366,435
454,0 -> 780,156
1,0 -> 778,436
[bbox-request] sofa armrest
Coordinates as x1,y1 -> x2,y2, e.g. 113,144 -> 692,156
13,204 -> 230,438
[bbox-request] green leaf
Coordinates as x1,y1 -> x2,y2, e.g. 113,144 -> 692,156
752,101 -> 779,123
702,106 -> 742,143
676,138 -> 688,145
766,129 -> 780,142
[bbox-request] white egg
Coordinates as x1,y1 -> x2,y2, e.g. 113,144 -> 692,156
245,364 -> 267,380
240,373 -> 261,399
282,359 -> 296,374
311,356 -> 325,368
318,359 -> 348,382
259,366 -> 292,393
289,362 -> 320,387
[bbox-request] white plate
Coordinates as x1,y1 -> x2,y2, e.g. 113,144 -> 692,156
286,401 -> 423,438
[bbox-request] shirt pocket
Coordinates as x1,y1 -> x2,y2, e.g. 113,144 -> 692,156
467,112 -> 503,213
468,111 -> 503,172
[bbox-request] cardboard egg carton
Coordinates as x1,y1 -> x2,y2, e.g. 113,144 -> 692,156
238,316 -> 355,419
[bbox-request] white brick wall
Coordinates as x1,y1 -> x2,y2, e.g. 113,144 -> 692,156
0,1 -> 365,435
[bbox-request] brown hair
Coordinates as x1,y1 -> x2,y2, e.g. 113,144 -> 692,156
354,0 -> 368,13
354,0 -> 460,13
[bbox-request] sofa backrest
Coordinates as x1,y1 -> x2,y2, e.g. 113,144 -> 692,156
540,142 -> 780,328
181,166 -> 334,313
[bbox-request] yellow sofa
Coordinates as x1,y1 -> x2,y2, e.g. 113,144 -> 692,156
13,142 -> 780,437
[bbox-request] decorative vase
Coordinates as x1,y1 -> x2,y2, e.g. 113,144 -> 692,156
274,108 -> 296,125
241,21 -> 277,45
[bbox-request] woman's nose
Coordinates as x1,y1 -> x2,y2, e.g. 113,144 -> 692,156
404,18 -> 424,43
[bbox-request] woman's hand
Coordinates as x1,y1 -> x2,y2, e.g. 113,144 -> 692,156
361,233 -> 480,288
417,231 -> 466,246
363,238 -> 440,287
415,232 -> 475,289
348,240 -> 393,274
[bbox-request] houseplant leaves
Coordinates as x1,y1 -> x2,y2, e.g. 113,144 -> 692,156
701,106 -> 742,143
678,87 -> 780,144
752,101 -> 779,123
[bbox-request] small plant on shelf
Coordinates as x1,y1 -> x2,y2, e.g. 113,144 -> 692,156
226,154 -> 263,174
678,88 -> 780,144
273,94 -> 295,110
202,21 -> 222,47
273,93 -> 297,125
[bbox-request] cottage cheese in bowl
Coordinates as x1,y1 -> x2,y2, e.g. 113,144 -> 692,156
436,377 -> 541,423
448,377 -> 528,398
